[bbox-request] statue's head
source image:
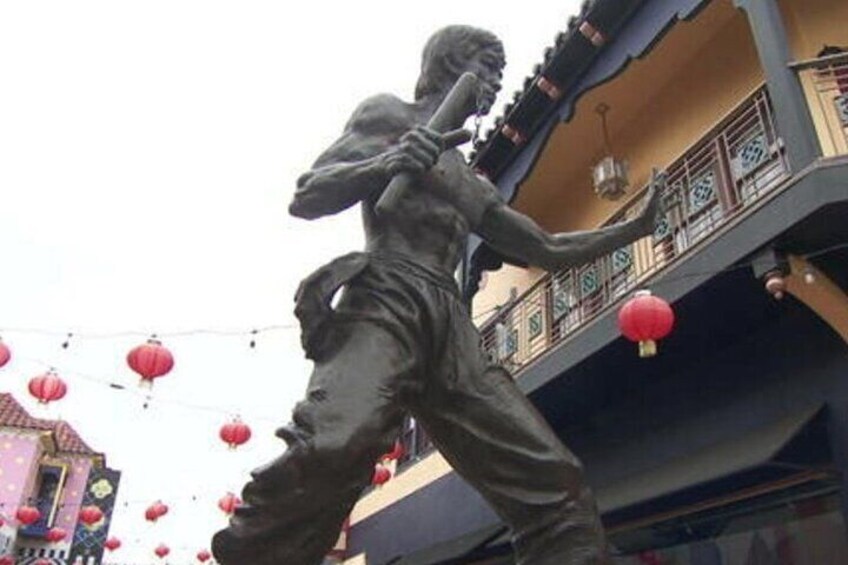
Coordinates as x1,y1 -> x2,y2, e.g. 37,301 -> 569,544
415,25 -> 505,112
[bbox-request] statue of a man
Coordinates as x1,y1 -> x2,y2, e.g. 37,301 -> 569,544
213,25 -> 660,565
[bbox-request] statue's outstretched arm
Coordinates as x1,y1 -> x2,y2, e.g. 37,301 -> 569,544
475,178 -> 663,272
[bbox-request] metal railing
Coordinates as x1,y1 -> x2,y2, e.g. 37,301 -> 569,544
479,85 -> 790,375
793,52 -> 848,158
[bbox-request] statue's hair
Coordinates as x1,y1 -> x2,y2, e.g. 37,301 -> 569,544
415,25 -> 505,100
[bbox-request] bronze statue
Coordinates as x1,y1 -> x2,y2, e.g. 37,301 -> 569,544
213,25 -> 660,565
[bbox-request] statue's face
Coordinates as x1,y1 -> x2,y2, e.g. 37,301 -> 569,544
463,47 -> 504,114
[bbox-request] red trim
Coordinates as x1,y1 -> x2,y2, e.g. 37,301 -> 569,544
579,21 -> 606,47
501,125 -> 525,145
536,76 -> 563,100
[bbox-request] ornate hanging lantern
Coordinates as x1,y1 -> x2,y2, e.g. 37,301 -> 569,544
0,339 -> 10,369
154,544 -> 170,559
218,492 -> 242,515
371,463 -> 392,487
618,290 -> 675,357
127,337 -> 174,387
219,418 -> 252,449
592,103 -> 629,201
15,505 -> 40,526
197,549 -> 212,562
28,370 -> 67,404
78,505 -> 104,528
45,527 -> 67,542
104,536 -> 122,552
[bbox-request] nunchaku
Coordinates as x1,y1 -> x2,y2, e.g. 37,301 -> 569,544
375,72 -> 482,215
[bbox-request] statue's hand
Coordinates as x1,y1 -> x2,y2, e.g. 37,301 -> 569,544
382,125 -> 445,177
635,170 -> 666,236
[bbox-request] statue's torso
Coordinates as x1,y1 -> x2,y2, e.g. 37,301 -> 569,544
353,95 -> 471,277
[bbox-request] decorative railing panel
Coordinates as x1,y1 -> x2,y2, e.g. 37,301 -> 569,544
795,52 -> 848,157
479,86 -> 790,377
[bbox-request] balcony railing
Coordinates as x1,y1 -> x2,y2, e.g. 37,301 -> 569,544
793,52 -> 848,158
479,85 -> 790,375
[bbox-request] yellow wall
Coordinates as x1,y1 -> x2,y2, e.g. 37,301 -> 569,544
472,264 -> 543,327
474,0 -> 764,318
349,451 -> 453,526
780,0 -> 848,60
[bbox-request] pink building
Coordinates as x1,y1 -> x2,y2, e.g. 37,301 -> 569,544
0,394 -> 121,565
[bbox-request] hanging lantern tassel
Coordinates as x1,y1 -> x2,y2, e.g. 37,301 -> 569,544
617,290 -> 675,358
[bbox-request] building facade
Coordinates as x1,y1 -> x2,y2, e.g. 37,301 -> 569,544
0,394 -> 121,565
344,0 -> 848,563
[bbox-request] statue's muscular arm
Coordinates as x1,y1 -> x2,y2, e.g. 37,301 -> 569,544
289,94 -> 444,220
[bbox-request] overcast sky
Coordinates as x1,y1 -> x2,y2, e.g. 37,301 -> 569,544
0,1 -> 581,562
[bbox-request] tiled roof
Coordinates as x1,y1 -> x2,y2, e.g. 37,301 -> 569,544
0,393 -> 100,456
471,0 -> 645,179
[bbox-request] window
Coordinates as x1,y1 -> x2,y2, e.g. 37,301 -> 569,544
20,461 -> 68,537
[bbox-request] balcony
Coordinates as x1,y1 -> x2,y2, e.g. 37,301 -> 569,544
479,85 -> 791,375
794,52 -> 848,159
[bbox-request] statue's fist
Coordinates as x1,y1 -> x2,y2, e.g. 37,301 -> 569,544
383,126 -> 445,177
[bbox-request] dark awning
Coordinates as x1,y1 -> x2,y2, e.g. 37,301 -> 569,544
597,403 -> 831,527
384,404 -> 830,564
385,523 -> 506,565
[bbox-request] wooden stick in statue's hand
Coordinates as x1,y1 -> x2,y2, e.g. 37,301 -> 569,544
375,72 -> 481,216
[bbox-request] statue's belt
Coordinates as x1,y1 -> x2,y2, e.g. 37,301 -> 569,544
293,252 -> 459,359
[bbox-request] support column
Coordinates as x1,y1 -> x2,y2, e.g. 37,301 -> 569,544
734,0 -> 820,170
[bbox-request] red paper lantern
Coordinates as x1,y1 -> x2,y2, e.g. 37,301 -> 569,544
218,492 -> 242,515
618,290 -> 675,357
15,505 -> 40,526
371,463 -> 392,487
79,505 -> 104,527
28,371 -> 67,404
381,440 -> 405,462
145,501 -> 169,522
45,526 -> 67,542
127,338 -> 174,387
33,560 -> 50,565
0,515 -> 5,527
0,340 -> 10,369
154,544 -> 170,559
0,556 -> 14,565
104,536 -> 122,552
219,418 -> 251,449
197,549 -> 212,562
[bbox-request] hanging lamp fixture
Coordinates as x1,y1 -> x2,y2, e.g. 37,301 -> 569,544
592,103 -> 629,201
